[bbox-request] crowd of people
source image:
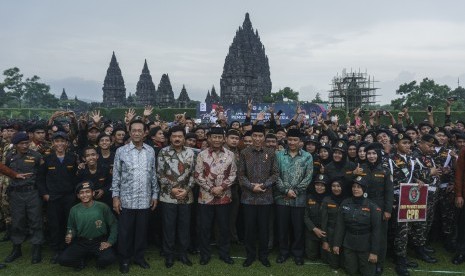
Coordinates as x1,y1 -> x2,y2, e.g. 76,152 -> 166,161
0,99 -> 465,276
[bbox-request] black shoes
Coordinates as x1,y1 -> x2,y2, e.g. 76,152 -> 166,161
242,258 -> 254,267
165,257 -> 174,268
423,246 -> 435,254
199,256 -> 210,265
294,257 -> 304,266
31,245 -> 42,264
179,256 -> 192,266
220,256 -> 234,265
415,246 -> 437,263
134,259 -> 150,269
4,244 -> 22,263
119,262 -> 129,274
395,257 -> 410,276
452,254 -> 465,265
259,258 -> 271,267
276,255 -> 288,263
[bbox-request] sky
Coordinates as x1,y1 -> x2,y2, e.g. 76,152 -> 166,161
1,0 -> 465,104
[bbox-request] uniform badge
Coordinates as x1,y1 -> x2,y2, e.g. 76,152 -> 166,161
82,182 -> 90,189
408,186 -> 420,203
338,141 -> 343,148
356,176 -> 362,181
398,133 -> 403,140
95,220 -> 103,228
319,175 -> 324,180
434,127 -> 439,132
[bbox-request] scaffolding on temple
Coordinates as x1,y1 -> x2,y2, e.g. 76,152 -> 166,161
328,69 -> 379,113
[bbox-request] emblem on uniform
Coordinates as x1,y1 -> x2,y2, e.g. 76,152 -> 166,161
356,176 -> 362,181
95,220 -> 103,228
310,135 -> 315,140
319,175 -> 324,180
409,186 -> 420,203
338,141 -> 343,147
398,134 -> 403,139
82,182 -> 90,189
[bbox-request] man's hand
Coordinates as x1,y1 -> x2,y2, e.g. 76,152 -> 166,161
287,189 -> 297,198
322,242 -> 330,252
94,189 -> 104,199
252,183 -> 266,193
90,110 -> 103,125
312,227 -> 327,238
143,105 -> 153,117
256,111 -> 265,121
247,99 -> 253,111
333,246 -> 340,255
175,188 -> 188,200
99,242 -> 112,251
430,167 -> 442,176
353,163 -> 363,175
456,197 -> 464,208
383,212 -> 391,221
150,199 -> 158,210
16,172 -> 33,179
43,194 -> 50,202
368,253 -> 378,263
113,197 -> 122,215
65,233 -> 72,244
211,186 -> 224,197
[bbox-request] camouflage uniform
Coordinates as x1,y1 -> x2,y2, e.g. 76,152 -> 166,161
0,142 -> 15,226
433,146 -> 456,241
390,153 -> 419,256
412,147 -> 439,244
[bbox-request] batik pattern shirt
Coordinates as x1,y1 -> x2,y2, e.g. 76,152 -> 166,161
194,147 -> 237,205
157,146 -> 196,204
111,142 -> 159,209
274,149 -> 313,207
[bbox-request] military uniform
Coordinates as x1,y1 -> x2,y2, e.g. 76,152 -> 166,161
0,142 -> 15,235
321,195 -> 342,269
5,147 -> 44,263
304,193 -> 323,260
334,196 -> 381,276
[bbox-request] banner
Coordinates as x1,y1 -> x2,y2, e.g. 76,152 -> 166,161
196,102 -> 328,124
397,183 -> 428,222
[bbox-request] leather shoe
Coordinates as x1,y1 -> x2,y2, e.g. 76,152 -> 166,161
5,244 -> 22,263
179,256 -> 192,266
259,258 -> 271,267
199,256 -> 210,265
243,258 -> 254,267
220,256 -> 234,265
119,263 -> 129,274
423,246 -> 435,254
276,255 -> 288,264
405,259 -> 418,268
134,259 -> 150,269
453,254 -> 465,265
415,247 -> 437,264
165,257 -> 174,268
294,257 -> 304,266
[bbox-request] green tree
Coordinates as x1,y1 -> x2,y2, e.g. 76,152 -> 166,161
311,92 -> 323,103
2,67 -> 26,108
391,78 -> 451,110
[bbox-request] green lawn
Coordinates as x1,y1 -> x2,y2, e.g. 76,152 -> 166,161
0,236 -> 464,275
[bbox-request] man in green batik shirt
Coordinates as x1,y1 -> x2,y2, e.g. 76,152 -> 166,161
58,180 -> 117,271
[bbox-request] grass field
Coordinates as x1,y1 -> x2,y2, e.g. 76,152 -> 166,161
0,234 -> 464,276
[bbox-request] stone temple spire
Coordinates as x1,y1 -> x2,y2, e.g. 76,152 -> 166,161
135,59 -> 156,106
102,51 -> 126,107
220,13 -> 272,103
205,90 -> 212,104
210,85 -> 220,103
177,85 -> 190,108
60,88 -> 68,101
156,74 -> 175,108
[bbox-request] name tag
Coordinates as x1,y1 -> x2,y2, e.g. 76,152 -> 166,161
66,165 -> 74,169
361,207 -> 370,212
24,160 -> 35,163
48,166 -> 56,170
307,200 -> 316,205
374,174 -> 384,178
327,204 -> 337,208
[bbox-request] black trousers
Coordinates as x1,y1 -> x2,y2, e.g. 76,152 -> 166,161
243,204 -> 271,260
117,208 -> 149,262
161,202 -> 191,258
198,203 -> 231,259
276,205 -> 305,258
457,207 -> 465,253
10,189 -> 44,245
58,238 -> 116,268
47,194 -> 76,251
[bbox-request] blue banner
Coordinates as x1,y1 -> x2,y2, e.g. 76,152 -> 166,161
197,102 -> 328,125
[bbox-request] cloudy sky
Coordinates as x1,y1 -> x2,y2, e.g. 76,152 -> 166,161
1,0 -> 465,104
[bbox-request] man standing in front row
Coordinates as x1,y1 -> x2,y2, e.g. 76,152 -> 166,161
274,128 -> 313,265
195,127 -> 237,266
239,125 -> 279,268
111,120 -> 159,274
157,126 -> 196,268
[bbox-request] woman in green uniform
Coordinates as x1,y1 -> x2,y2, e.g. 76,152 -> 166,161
321,178 -> 345,269
304,174 -> 328,260
333,176 -> 381,276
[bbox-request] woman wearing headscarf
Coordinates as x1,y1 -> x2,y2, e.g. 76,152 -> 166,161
321,178 -> 345,269
324,140 -> 358,198
333,176 -> 381,276
303,174 -> 328,260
